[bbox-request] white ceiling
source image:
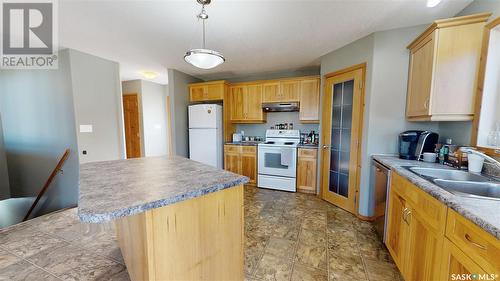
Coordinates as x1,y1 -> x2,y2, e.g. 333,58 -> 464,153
59,0 -> 473,84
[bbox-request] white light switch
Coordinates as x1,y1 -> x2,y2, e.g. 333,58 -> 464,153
80,125 -> 93,133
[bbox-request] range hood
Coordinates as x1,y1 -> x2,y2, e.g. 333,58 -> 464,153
262,102 -> 299,112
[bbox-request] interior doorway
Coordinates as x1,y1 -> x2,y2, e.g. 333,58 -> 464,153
320,63 -> 366,215
123,94 -> 142,158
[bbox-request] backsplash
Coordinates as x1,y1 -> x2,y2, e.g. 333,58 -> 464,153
235,112 -> 319,137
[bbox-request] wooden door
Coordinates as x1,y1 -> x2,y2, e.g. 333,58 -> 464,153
123,94 -> 141,158
385,189 -> 410,273
407,33 -> 435,117
244,84 -> 264,121
320,65 -> 365,214
241,147 -> 257,185
280,80 -> 300,101
299,78 -> 320,122
262,82 -> 281,102
404,208 -> 444,281
440,239 -> 487,281
297,148 -> 317,194
230,86 -> 245,121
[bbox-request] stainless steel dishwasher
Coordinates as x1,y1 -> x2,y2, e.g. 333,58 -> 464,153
371,159 -> 391,242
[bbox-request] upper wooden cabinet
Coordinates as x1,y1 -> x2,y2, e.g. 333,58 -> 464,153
262,80 -> 300,102
406,13 -> 491,121
230,84 -> 266,123
189,81 -> 227,102
299,78 -> 320,123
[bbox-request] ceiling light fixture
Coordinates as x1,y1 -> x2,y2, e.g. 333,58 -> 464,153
426,0 -> 441,8
140,70 -> 160,79
184,0 -> 225,69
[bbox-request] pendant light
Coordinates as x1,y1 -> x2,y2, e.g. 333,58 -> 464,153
184,0 -> 225,69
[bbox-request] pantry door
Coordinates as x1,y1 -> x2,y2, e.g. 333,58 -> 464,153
321,64 -> 366,215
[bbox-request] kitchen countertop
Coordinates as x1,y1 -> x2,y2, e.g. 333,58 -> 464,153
373,155 -> 500,239
78,156 -> 248,223
225,141 -> 262,146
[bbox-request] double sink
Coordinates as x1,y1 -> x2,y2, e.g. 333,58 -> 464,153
404,166 -> 500,201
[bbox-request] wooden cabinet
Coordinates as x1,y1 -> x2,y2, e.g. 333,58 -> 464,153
296,148 -> 317,194
224,145 -> 257,185
406,13 -> 491,121
299,78 -> 320,123
440,239 -> 488,281
386,172 -> 446,280
262,80 -> 299,102
230,85 -> 265,123
189,81 -> 226,102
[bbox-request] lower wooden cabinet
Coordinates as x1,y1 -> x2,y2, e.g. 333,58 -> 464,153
224,145 -> 257,185
386,172 -> 446,281
386,172 -> 500,281
296,148 -> 317,194
440,238 -> 488,281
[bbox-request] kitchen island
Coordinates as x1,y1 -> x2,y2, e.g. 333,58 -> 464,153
78,156 -> 248,281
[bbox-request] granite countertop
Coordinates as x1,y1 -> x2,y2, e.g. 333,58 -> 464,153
372,155 -> 500,239
78,156 -> 248,223
225,141 -> 262,146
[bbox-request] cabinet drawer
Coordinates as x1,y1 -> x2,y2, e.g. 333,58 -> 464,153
224,145 -> 241,153
446,209 -> 500,273
241,146 -> 256,154
298,148 -> 317,158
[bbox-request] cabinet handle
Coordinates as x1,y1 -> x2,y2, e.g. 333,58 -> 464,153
402,207 -> 409,223
423,99 -> 429,110
465,234 -> 487,250
406,210 -> 411,225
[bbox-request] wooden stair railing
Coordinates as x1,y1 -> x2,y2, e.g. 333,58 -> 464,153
23,149 -> 71,221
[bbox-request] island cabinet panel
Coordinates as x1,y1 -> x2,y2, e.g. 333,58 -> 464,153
296,148 -> 317,194
299,78 -> 320,123
405,13 -> 490,121
115,185 -> 244,281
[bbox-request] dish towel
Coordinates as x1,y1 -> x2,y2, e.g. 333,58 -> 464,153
281,148 -> 293,166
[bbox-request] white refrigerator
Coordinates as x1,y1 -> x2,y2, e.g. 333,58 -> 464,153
188,104 -> 223,169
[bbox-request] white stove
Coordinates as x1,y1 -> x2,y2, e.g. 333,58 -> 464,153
257,130 -> 300,192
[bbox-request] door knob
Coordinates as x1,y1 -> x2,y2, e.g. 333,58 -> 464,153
322,145 -> 331,149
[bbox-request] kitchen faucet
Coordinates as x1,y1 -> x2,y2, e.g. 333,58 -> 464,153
459,147 -> 500,170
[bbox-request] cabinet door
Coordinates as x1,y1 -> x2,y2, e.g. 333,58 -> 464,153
190,86 -> 207,102
407,33 -> 435,118
206,83 -> 224,100
241,152 -> 256,185
440,239 -> 487,281
230,86 -> 245,121
297,154 -> 317,193
262,82 -> 281,102
244,84 -> 264,121
280,80 -> 300,102
404,208 -> 444,281
224,150 -> 241,174
299,78 -> 320,122
386,188 -> 410,273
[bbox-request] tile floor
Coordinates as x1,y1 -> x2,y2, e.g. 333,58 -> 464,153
0,186 -> 402,281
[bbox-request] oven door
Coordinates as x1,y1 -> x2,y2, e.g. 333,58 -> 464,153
258,146 -> 297,178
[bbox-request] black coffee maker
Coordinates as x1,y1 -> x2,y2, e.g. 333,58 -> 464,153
399,130 -> 439,160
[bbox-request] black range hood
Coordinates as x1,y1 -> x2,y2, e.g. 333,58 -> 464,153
262,102 -> 299,112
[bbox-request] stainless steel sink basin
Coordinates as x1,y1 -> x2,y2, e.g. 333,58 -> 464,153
404,166 -> 500,200
407,167 -> 490,182
433,179 -> 500,201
